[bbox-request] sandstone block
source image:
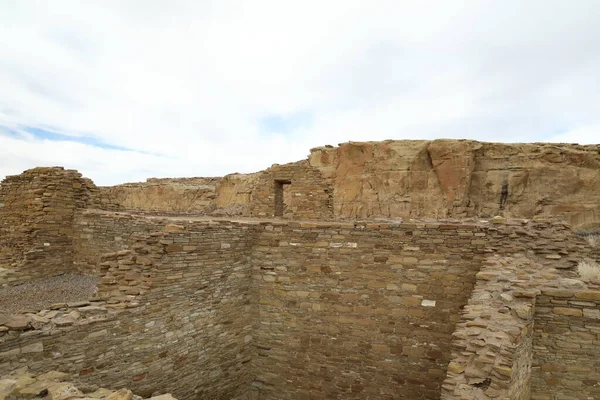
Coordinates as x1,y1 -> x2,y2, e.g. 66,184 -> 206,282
552,307 -> 582,316
48,383 -> 84,400
574,291 -> 600,301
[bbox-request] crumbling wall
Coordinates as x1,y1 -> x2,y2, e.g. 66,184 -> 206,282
0,167 -> 95,284
72,210 -> 163,273
441,220 -> 595,400
441,256 -> 540,400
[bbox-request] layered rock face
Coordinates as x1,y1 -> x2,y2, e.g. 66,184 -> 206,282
307,140 -> 600,223
80,140 -> 600,226
96,177 -> 220,213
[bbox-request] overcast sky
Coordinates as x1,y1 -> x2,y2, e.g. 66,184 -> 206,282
1,1 -> 599,185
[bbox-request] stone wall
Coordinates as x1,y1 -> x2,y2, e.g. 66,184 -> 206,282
0,368 -> 178,400
0,167 -> 95,284
246,161 -> 333,220
442,256 -> 541,400
2,166 -> 600,400
532,288 -> 600,399
249,220 -> 490,399
1,220 -> 255,400
248,218 -> 590,400
72,210 -> 164,274
441,219 -> 597,400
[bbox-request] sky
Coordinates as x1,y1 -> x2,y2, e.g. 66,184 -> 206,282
0,1 -> 599,186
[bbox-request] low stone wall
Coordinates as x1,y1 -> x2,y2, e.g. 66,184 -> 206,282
0,368 -> 177,400
532,287 -> 600,399
72,210 -> 165,274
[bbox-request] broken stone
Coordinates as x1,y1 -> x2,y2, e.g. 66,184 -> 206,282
106,388 -> 133,400
47,382 -> 84,400
5,315 -> 30,330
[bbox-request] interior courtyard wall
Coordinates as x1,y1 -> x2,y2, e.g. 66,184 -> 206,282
1,220 -> 256,400
531,291 -> 600,399
249,220 -> 489,399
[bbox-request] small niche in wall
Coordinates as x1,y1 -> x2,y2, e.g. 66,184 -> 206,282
274,179 -> 291,217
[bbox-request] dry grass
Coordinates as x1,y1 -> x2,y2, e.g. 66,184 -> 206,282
586,234 -> 600,247
578,260 -> 600,281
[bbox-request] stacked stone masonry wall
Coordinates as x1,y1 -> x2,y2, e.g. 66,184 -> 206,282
2,167 -> 599,400
532,290 -> 600,399
250,220 -> 487,399
1,219 -> 255,400
0,167 -> 95,284
248,161 -> 333,220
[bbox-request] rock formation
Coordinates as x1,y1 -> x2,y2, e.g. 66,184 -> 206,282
96,177 -> 220,213
307,139 -> 600,223
89,139 -> 600,228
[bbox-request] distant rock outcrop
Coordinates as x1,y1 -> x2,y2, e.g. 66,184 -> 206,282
84,139 -> 600,227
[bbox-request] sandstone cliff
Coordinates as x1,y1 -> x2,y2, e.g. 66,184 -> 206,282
86,139 -> 600,227
97,177 -> 220,213
307,140 -> 600,224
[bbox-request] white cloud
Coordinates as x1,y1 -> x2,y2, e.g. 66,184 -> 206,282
0,0 -> 599,185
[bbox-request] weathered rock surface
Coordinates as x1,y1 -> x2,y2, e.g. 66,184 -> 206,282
89,140 -> 600,227
97,177 -> 220,213
0,368 -> 176,400
307,139 -> 600,223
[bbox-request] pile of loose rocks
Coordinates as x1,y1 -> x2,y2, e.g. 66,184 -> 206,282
0,300 -> 112,340
0,368 -> 176,400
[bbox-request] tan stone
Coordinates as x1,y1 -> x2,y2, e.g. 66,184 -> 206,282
5,315 -> 30,330
574,290 -> 600,301
47,383 -> 84,400
106,389 -> 133,400
148,394 -> 177,400
552,307 -> 583,316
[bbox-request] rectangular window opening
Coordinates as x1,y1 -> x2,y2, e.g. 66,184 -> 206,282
274,179 -> 291,217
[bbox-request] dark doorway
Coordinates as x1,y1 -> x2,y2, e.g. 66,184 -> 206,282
274,179 -> 291,217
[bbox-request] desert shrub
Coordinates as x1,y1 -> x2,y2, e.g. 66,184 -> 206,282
586,234 -> 600,247
578,260 -> 600,280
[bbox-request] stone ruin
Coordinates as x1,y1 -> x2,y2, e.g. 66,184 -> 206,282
1,139 -> 600,400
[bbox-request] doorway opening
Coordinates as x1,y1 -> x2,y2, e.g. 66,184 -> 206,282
274,179 -> 291,217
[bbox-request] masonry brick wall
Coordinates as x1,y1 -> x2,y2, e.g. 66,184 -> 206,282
1,220 -> 255,400
72,210 -> 164,273
249,221 -> 488,399
531,290 -> 600,399
2,168 -> 599,400
248,161 -> 333,220
0,167 -> 95,284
